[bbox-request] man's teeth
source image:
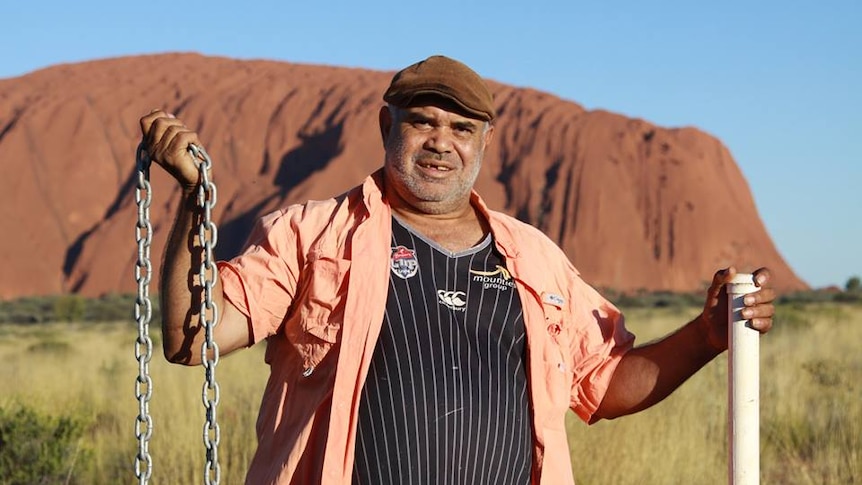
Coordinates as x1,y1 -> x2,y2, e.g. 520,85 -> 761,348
420,162 -> 450,171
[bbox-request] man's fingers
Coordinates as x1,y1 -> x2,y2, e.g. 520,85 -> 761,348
712,267 -> 736,287
749,317 -> 773,333
701,265 -> 776,339
141,111 -> 185,157
140,109 -> 167,138
166,130 -> 202,163
743,287 -> 776,306
160,123 -> 191,153
148,117 -> 186,156
139,110 -> 205,187
742,301 -> 774,318
753,267 -> 772,287
706,267 -> 735,303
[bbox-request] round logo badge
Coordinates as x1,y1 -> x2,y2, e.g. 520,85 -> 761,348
390,245 -> 419,279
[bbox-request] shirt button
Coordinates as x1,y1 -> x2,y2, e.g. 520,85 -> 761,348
302,366 -> 314,377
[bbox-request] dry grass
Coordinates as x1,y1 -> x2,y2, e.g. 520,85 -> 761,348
0,322 -> 267,484
0,303 -> 859,484
568,304 -> 861,485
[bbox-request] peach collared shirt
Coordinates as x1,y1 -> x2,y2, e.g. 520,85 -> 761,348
218,170 -> 635,485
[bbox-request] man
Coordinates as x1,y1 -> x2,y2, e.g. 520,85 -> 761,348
140,55 -> 775,485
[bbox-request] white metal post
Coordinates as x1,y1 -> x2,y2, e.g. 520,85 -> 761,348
728,273 -> 760,485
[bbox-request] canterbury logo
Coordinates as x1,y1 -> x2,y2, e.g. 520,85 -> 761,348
469,265 -> 512,280
437,290 -> 467,311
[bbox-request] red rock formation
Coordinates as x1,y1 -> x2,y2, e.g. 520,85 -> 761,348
0,53 -> 807,299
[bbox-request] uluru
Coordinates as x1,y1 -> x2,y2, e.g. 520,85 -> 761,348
0,53 -> 807,300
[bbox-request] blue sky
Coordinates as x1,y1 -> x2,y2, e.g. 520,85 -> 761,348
2,0 -> 859,288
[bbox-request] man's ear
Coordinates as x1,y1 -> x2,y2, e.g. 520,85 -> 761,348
482,122 -> 495,148
379,105 -> 393,145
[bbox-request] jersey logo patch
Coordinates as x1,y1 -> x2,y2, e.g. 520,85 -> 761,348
470,265 -> 511,279
437,290 -> 467,311
470,265 -> 515,291
390,245 -> 419,279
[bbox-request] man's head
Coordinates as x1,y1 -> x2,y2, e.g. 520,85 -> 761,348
379,55 -> 496,216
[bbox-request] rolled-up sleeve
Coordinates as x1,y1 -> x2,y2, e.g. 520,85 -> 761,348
568,279 -> 635,423
218,209 -> 301,344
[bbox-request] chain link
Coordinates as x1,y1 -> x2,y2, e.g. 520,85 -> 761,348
135,142 -> 222,484
189,144 -> 222,485
134,143 -> 154,484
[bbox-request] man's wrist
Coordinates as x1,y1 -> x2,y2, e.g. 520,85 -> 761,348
693,313 -> 727,355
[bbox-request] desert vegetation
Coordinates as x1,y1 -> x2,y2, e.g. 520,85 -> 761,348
0,297 -> 859,484
567,302 -> 860,484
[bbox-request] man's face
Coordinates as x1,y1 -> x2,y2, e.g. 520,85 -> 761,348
381,103 -> 494,215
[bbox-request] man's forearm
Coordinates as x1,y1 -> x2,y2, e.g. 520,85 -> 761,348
594,315 -> 722,420
159,188 -> 221,364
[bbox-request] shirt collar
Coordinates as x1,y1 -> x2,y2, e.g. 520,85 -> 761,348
362,169 -> 519,259
470,190 -> 520,259
360,168 -> 386,215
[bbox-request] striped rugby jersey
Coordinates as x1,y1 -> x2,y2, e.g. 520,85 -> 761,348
353,216 -> 532,485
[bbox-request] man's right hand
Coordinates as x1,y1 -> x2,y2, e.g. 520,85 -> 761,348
139,109 -> 252,364
139,109 -> 204,188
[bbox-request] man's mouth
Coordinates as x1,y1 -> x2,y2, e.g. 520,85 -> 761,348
417,160 -> 453,171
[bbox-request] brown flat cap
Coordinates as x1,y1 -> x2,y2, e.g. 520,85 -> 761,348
383,55 -> 495,121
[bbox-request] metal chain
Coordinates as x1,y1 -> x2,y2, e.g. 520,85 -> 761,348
135,142 -> 221,484
134,143 -> 154,484
189,144 -> 222,485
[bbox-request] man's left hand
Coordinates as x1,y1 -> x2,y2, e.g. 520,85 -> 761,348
699,267 -> 776,352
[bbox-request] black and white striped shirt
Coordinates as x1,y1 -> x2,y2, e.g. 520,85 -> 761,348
353,216 -> 532,485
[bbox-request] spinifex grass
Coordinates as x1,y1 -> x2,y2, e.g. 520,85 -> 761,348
0,321 -> 267,484
0,303 -> 859,484
567,304 -> 861,485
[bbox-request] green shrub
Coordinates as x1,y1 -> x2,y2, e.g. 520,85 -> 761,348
53,295 -> 86,322
600,288 -> 702,310
0,296 -> 55,323
778,290 -> 835,304
0,404 -> 91,485
84,293 -> 135,322
833,291 -> 862,303
0,293 -> 161,324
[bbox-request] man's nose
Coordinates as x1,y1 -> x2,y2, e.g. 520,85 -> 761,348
423,128 -> 453,153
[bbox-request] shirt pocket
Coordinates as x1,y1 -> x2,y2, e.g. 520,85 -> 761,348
283,256 -> 351,373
